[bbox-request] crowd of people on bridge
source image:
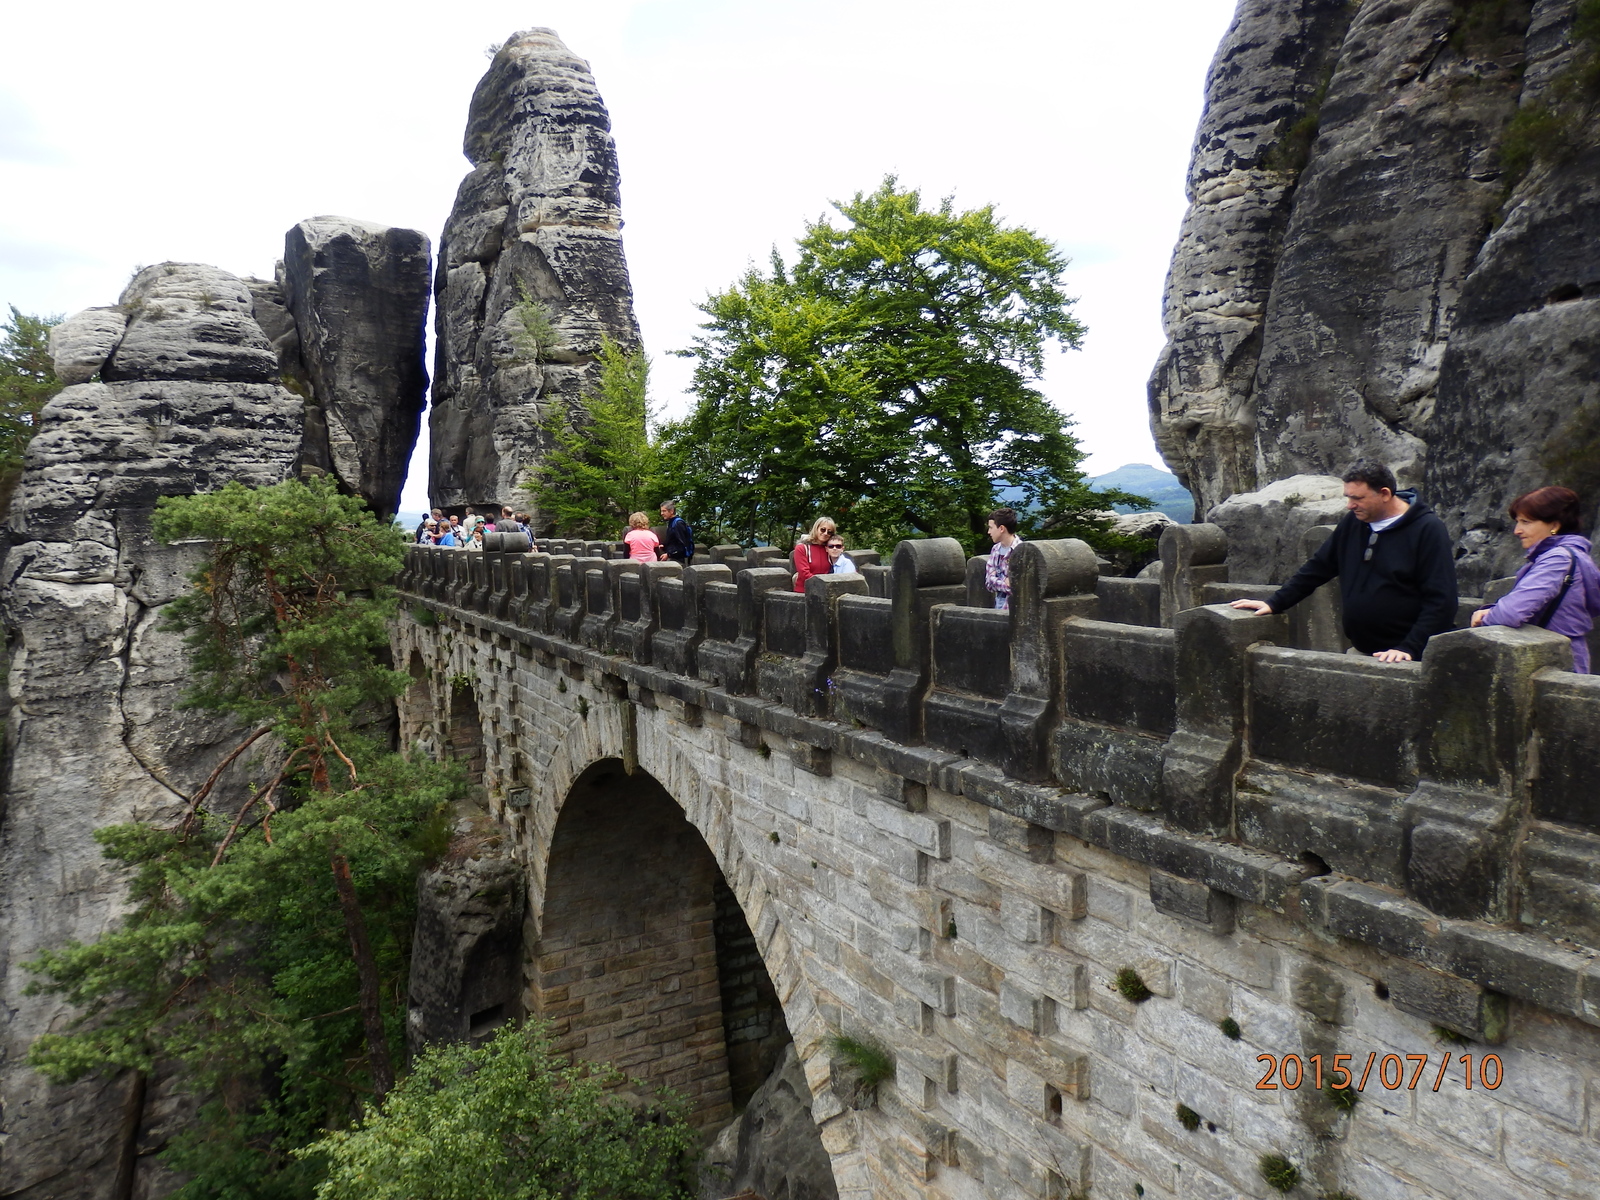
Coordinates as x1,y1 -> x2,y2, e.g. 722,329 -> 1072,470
410,461 -> 1600,673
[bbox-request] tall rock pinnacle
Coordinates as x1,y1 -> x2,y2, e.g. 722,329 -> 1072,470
429,28 -> 642,519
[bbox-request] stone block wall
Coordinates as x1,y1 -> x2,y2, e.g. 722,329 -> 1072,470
394,528 -> 1600,1199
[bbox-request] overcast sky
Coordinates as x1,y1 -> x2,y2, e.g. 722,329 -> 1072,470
1,0 -> 1238,515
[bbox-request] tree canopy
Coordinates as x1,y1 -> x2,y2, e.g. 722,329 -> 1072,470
1,305 -> 61,480
524,336 -> 665,538
302,1022 -> 697,1200
660,179 -> 1142,551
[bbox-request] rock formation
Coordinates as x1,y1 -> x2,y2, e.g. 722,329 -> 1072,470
406,839 -> 525,1056
0,263 -> 305,1199
0,228 -> 428,1197
1206,473 -> 1346,584
429,28 -> 641,518
698,1045 -> 838,1200
282,217 -> 432,516
1152,0 -> 1600,590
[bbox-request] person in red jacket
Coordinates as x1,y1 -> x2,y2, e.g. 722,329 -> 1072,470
793,516 -> 837,591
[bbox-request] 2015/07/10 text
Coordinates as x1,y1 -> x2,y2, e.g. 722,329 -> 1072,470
1255,1052 -> 1502,1092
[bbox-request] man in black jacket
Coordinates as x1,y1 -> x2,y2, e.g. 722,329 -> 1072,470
1231,460 -> 1458,662
659,500 -> 694,566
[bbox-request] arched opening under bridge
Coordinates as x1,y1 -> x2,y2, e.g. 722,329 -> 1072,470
533,759 -> 796,1130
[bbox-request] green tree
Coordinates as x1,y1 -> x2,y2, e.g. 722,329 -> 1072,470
525,335 -> 663,537
1,305 -> 62,479
661,178 -> 1144,552
301,1022 -> 698,1200
25,478 -> 461,1196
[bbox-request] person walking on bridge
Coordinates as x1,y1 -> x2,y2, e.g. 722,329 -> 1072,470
1231,460 -> 1457,662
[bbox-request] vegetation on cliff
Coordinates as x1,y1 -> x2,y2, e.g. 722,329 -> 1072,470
525,335 -> 665,537
23,480 -> 458,1194
0,305 -> 60,496
22,478 -> 696,1198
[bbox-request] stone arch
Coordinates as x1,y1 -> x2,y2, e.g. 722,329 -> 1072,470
445,678 -> 487,790
397,649 -> 439,757
517,717 -> 824,1077
533,759 -> 745,1125
524,735 -> 842,1193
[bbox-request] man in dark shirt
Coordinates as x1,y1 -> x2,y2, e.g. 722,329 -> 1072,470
1231,460 -> 1458,662
659,501 -> 694,566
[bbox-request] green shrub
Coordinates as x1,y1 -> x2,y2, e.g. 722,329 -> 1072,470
1113,967 -> 1153,1004
301,1022 -> 698,1200
828,1031 -> 895,1090
1501,102 -> 1572,188
1260,1154 -> 1300,1194
510,283 -> 560,363
1327,1082 -> 1359,1113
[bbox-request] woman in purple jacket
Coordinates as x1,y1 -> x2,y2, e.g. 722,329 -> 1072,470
1471,486 -> 1600,672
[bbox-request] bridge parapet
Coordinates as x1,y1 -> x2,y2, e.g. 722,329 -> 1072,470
402,528 -> 1600,1030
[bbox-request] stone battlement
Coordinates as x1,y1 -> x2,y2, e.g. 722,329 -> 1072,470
398,529 -> 1600,1037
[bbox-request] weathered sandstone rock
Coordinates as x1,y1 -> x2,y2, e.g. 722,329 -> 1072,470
1153,0 -> 1600,591
5,221 -> 426,1193
0,266 -> 304,1200
1148,0 -> 1357,513
406,841 -> 525,1056
46,307 -> 127,385
282,216 -> 431,516
430,28 -> 641,517
1426,1 -> 1600,590
103,263 -> 281,384
1207,473 -> 1346,584
698,1044 -> 837,1200
1250,0 -> 1529,490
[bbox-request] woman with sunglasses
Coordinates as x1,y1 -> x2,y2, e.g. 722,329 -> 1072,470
793,516 -> 838,591
1470,486 -> 1600,672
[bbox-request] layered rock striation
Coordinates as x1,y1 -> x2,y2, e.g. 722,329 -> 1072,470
0,224 -> 428,1198
430,28 -> 641,517
0,263 -> 306,1199
1154,0 -> 1600,589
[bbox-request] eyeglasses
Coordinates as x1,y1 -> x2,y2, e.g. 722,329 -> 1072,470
827,542 -> 843,549
1363,531 -> 1379,562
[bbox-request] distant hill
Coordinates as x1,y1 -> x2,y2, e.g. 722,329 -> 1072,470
1088,463 -> 1195,523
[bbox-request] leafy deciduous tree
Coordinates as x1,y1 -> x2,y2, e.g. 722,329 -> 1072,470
660,178 -> 1145,552
301,1021 -> 697,1200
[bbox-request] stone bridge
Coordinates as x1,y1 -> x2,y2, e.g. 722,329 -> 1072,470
392,529 -> 1600,1200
